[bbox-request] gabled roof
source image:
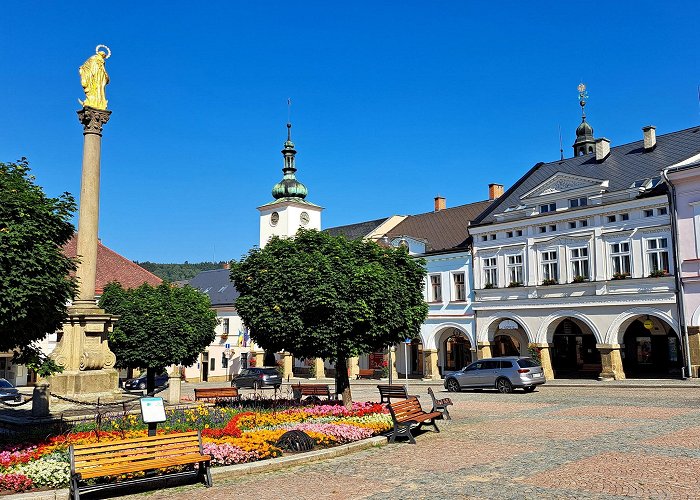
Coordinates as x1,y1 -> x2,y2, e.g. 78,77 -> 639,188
386,200 -> 493,252
325,217 -> 393,240
473,125 -> 700,226
63,236 -> 162,294
188,268 -> 239,307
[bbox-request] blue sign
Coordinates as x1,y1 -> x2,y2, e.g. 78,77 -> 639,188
405,338 -> 411,343
225,343 -> 230,349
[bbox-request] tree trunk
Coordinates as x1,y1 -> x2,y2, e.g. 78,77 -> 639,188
335,356 -> 352,409
147,367 -> 156,396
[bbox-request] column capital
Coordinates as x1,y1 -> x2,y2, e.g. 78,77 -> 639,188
531,343 -> 552,349
596,343 -> 622,351
77,107 -> 111,136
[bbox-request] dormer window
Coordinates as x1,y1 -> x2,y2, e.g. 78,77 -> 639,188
540,203 -> 556,214
620,213 -> 629,221
568,197 -> 588,208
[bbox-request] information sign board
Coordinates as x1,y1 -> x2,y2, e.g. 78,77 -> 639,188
140,397 -> 166,424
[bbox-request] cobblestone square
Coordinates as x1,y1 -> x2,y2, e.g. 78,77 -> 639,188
127,383 -> 700,500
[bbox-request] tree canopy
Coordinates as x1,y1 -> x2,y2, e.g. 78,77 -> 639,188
230,229 -> 428,404
99,282 -> 218,392
0,158 -> 77,372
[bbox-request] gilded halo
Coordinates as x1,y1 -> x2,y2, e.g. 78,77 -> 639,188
95,44 -> 111,59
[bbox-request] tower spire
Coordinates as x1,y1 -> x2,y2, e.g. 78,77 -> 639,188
272,118 -> 308,200
572,82 -> 595,156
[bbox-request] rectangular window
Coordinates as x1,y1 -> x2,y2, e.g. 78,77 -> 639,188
570,247 -> 590,280
221,352 -> 229,369
507,254 -> 523,285
569,197 -> 588,208
452,273 -> 466,301
430,275 -> 442,302
538,226 -> 547,234
646,237 -> 670,274
644,209 -> 654,218
540,203 -> 556,213
657,207 -> 668,216
607,215 -> 616,223
222,318 -> 230,335
549,224 -> 557,232
515,230 -> 523,237
610,241 -> 631,276
541,251 -> 558,282
506,231 -> 513,238
481,235 -> 488,242
621,213 -> 629,221
484,257 -> 498,287
490,234 -> 496,240
210,358 -> 216,371
568,221 -> 576,229
579,219 -> 588,227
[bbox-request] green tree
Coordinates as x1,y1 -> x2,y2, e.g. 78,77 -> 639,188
99,282 -> 218,393
230,229 -> 428,407
0,159 -> 77,374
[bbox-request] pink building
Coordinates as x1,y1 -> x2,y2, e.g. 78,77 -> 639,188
665,153 -> 700,376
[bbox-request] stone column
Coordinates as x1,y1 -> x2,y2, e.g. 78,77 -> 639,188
48,107 -> 119,399
348,357 -> 360,379
532,343 -> 555,380
165,368 -> 181,404
476,342 -> 493,359
422,349 -> 440,380
687,327 -> 700,377
389,346 -> 399,381
31,384 -> 50,418
74,107 -> 111,305
282,352 -> 294,379
597,344 -> 626,380
254,350 -> 265,368
313,358 -> 326,379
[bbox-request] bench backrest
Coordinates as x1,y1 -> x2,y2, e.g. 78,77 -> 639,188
194,387 -> 238,398
377,384 -> 408,397
295,384 -> 331,396
388,397 -> 425,422
71,430 -> 202,480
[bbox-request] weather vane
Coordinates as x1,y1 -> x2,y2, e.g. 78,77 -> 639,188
578,82 -> 589,117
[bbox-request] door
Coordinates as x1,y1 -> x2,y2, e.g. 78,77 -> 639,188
479,360 -> 500,387
456,362 -> 482,387
202,354 -> 209,382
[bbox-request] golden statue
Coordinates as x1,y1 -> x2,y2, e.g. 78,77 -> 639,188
78,45 -> 111,110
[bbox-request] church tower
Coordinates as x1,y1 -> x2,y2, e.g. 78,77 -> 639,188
572,82 -> 596,156
258,122 -> 322,248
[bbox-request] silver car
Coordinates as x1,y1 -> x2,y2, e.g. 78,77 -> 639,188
444,357 -> 545,393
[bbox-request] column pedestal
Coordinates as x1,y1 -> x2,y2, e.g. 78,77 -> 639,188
687,327 -> 700,377
282,352 -> 294,379
348,357 -> 360,379
476,342 -> 493,359
597,344 -> 626,380
313,358 -> 326,379
422,349 -> 440,380
531,343 -> 555,380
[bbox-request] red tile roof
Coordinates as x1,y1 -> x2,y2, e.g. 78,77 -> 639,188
63,236 -> 162,294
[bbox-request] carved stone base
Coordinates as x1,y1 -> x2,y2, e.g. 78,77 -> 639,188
47,368 -> 119,399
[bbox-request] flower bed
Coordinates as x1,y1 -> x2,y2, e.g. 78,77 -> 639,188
0,401 -> 391,493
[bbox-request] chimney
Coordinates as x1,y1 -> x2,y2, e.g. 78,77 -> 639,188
488,183 -> 504,200
434,195 -> 446,212
595,138 -> 610,162
643,125 -> 656,151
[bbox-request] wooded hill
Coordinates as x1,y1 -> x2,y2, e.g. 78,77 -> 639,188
136,261 -> 227,282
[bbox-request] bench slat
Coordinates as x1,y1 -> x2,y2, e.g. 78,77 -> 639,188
74,435 -> 199,456
73,431 -> 199,452
78,453 -> 210,479
75,443 -> 201,469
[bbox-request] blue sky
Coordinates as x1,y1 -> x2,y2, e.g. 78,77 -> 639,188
2,1 -> 699,263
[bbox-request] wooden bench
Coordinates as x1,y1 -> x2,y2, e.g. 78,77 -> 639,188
377,384 -> 418,403
428,387 -> 453,420
292,383 -> 334,401
194,386 -> 240,402
387,397 -> 441,444
356,369 -> 377,379
69,430 -> 211,499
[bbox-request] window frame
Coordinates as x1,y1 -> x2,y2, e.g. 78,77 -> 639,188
568,197 -> 588,208
609,241 -> 632,277
506,253 -> 524,285
483,257 -> 498,288
540,250 -> 558,283
570,246 -> 590,281
539,203 -> 556,214
429,274 -> 442,302
451,272 -> 466,302
645,236 -> 670,275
